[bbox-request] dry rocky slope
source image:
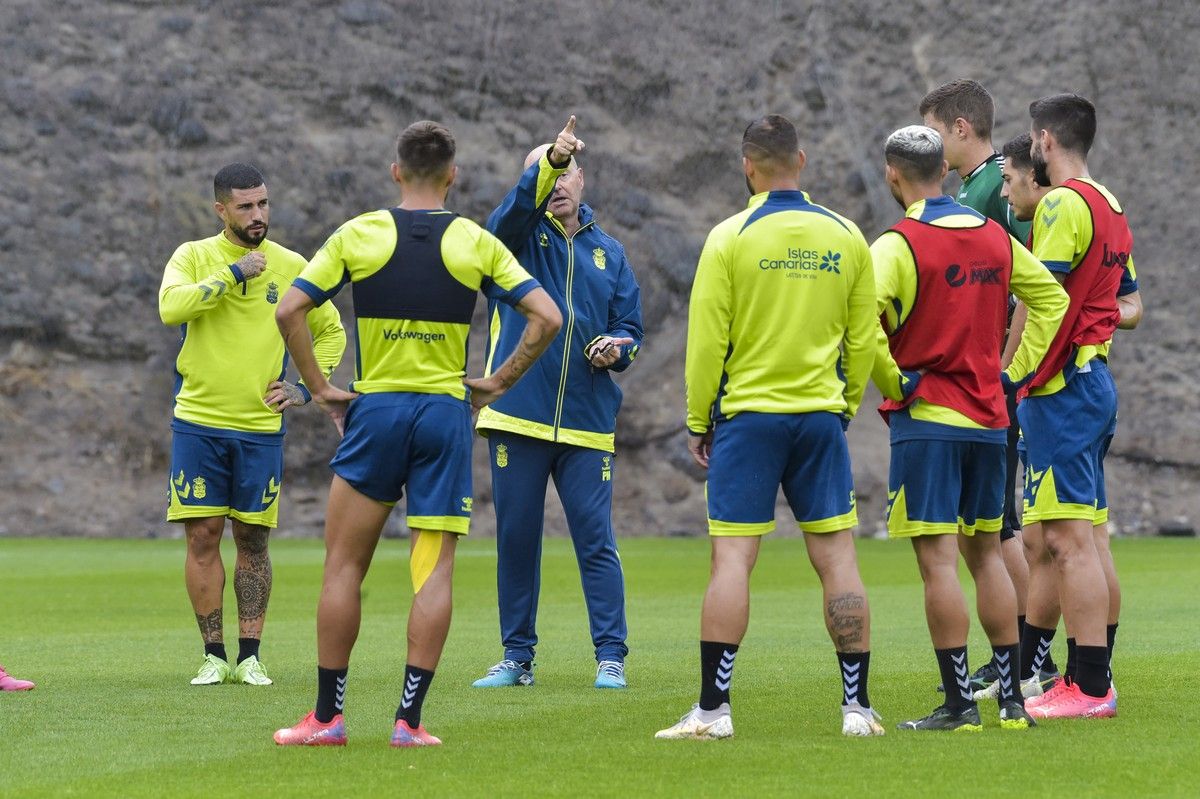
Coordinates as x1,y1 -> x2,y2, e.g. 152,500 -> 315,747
2,1 -> 1196,537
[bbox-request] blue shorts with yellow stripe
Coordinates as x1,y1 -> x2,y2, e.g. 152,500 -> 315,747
1017,361 -> 1118,524
167,419 -> 284,528
706,412 -> 856,536
885,411 -> 1006,538
331,392 -> 473,534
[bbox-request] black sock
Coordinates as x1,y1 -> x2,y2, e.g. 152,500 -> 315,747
699,641 -> 738,711
315,666 -> 347,723
396,665 -> 435,728
1076,645 -> 1110,698
204,642 -> 227,662
1106,623 -> 1118,681
1017,615 -> 1026,642
837,651 -> 871,708
935,646 -> 974,711
992,643 -> 1020,703
237,637 -> 260,665
1065,638 -> 1078,683
1019,624 -> 1055,680
518,661 -> 532,672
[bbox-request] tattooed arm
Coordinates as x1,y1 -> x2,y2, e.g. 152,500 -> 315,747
463,286 -> 561,411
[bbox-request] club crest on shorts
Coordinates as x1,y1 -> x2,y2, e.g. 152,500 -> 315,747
192,477 -> 207,500
461,496 -> 473,513
539,232 -> 549,248
601,455 -> 612,482
266,281 -> 279,304
592,248 -> 606,270
496,444 -> 508,468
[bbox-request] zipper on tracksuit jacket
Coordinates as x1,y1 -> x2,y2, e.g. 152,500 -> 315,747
551,219 -> 593,440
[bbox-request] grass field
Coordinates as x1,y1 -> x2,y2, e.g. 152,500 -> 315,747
1,536 -> 1197,797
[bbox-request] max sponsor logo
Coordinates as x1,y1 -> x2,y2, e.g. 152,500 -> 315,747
944,263 -> 1003,288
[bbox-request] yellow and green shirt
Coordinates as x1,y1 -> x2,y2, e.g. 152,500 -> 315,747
686,190 -> 876,433
294,209 -> 537,399
1029,178 -> 1138,396
159,232 -> 346,435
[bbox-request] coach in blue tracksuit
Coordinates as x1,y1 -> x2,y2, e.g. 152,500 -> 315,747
472,116 -> 643,690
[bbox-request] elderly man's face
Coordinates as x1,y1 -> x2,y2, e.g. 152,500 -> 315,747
548,164 -> 584,224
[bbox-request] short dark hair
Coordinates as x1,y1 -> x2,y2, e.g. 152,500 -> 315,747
1029,93 -> 1096,155
1001,133 -> 1035,170
742,114 -> 800,172
213,163 -> 265,202
1002,133 -> 1051,187
919,79 -> 994,140
396,121 -> 456,181
885,125 -> 944,183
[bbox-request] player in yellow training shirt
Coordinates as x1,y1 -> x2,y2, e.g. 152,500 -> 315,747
1013,96 -> 1142,720
272,122 -> 561,747
657,115 -> 884,741
159,163 -> 345,687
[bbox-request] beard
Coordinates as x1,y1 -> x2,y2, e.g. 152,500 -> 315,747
1032,159 -> 1052,187
230,221 -> 268,247
1030,141 -> 1052,186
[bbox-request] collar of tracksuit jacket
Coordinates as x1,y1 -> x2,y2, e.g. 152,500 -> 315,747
476,203 -> 642,454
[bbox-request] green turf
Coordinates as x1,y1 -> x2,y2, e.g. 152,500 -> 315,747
1,537 -> 1197,797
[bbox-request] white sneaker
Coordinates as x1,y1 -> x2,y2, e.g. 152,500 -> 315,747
1020,674 -> 1045,698
654,703 -> 733,740
841,702 -> 884,736
977,674 -> 1046,701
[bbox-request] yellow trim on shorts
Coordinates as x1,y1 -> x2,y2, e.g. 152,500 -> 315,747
1093,506 -> 1109,525
167,504 -> 229,522
959,515 -> 1004,536
796,509 -> 858,534
229,507 -> 279,529
1022,503 -> 1099,523
408,515 -> 470,535
709,518 -> 775,537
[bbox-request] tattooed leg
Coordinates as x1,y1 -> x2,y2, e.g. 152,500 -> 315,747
232,521 -> 272,640
184,517 -> 226,644
803,530 -> 871,653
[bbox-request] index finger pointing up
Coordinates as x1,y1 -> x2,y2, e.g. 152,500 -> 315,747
564,114 -> 577,134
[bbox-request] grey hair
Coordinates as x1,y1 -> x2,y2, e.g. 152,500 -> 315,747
885,125 -> 944,181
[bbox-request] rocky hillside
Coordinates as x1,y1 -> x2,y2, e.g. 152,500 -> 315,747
2,0 -> 1196,537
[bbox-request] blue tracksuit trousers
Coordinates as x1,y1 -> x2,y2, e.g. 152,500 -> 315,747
487,431 -> 628,663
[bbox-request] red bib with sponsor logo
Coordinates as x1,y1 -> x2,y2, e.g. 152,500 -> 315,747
1027,179 -> 1130,391
879,216 -> 1013,428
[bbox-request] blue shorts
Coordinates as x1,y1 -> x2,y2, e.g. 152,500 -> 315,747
1016,414 -> 1114,526
1017,361 -> 1118,524
887,439 -> 1006,538
330,392 -> 473,534
706,412 -> 856,536
168,420 -> 284,527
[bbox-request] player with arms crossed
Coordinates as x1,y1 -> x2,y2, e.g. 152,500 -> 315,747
272,122 -> 561,747
159,163 -> 345,687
